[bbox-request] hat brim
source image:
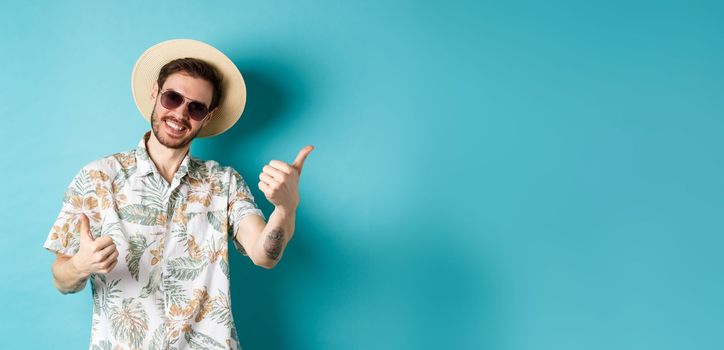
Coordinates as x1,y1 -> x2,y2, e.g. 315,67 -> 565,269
131,39 -> 246,138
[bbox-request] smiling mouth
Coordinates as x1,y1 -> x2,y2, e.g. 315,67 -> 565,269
164,119 -> 188,133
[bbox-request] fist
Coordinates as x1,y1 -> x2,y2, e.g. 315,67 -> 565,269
258,145 -> 314,210
71,213 -> 118,276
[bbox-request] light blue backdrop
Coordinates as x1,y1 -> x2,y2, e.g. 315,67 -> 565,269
1,1 -> 722,349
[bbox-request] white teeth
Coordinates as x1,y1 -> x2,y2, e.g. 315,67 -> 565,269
165,120 -> 184,131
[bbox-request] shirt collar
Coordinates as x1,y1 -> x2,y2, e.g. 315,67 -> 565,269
135,131 -> 201,181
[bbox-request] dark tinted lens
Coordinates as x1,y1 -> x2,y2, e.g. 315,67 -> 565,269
161,90 -> 184,109
187,102 -> 209,121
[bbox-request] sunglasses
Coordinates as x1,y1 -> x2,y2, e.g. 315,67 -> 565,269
159,89 -> 211,121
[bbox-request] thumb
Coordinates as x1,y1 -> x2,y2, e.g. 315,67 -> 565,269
79,213 -> 94,243
291,145 -> 314,176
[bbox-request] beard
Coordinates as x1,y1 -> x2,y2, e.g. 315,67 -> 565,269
150,107 -> 203,149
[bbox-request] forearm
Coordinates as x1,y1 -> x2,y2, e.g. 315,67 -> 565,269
251,207 -> 296,268
51,256 -> 90,294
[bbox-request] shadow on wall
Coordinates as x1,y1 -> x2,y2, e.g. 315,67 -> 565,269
203,58 -> 309,165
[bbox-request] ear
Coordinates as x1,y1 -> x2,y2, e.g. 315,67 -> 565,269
150,82 -> 159,101
202,108 -> 217,128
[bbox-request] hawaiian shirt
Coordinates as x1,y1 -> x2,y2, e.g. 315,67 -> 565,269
43,131 -> 266,350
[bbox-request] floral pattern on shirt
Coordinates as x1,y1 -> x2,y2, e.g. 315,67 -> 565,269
44,131 -> 266,350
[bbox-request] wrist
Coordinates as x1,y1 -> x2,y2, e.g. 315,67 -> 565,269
275,205 -> 297,217
69,255 -> 91,280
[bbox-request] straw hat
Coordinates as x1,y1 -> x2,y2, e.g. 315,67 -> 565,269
131,39 -> 246,137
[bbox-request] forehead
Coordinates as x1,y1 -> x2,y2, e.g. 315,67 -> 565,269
160,72 -> 214,105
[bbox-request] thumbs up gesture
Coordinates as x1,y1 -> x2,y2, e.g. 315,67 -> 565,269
70,213 -> 119,276
258,145 -> 314,211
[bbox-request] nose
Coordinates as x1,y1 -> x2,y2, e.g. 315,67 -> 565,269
167,101 -> 191,121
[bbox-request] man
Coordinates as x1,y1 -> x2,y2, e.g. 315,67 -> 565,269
43,39 -> 313,349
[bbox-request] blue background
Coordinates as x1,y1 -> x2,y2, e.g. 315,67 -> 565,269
1,1 -> 722,349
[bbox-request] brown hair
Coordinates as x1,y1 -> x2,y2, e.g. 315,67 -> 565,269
156,57 -> 223,111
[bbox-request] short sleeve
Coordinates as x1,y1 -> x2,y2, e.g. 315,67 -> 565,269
43,167 -> 105,256
227,168 -> 266,256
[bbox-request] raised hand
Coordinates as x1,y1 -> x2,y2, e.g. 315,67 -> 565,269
258,145 -> 314,211
70,213 -> 119,276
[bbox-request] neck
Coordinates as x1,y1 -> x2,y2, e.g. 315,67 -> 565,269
145,131 -> 189,183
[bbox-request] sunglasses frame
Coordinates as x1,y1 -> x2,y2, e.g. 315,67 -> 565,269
158,89 -> 211,121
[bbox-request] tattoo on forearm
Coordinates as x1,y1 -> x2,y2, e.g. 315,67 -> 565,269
263,228 -> 285,260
